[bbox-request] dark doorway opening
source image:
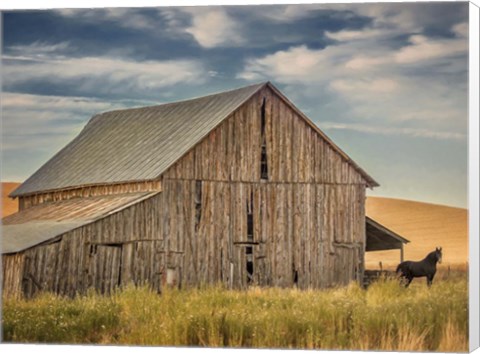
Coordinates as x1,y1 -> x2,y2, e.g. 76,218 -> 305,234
246,246 -> 254,283
260,97 -> 268,180
194,180 -> 202,231
246,191 -> 254,283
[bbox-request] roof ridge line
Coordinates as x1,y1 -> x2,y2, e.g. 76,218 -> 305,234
151,82 -> 268,180
93,81 -> 268,118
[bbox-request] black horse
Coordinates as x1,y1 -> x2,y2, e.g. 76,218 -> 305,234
396,247 -> 442,287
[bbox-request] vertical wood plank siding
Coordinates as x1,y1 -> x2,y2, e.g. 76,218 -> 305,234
2,254 -> 25,298
153,181 -> 365,290
161,86 -> 368,289
3,86 -> 369,297
3,193 -> 165,298
163,87 -> 364,185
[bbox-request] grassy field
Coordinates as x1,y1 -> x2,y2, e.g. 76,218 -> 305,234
2,273 -> 468,351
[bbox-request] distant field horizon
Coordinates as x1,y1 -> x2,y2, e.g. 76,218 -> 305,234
1,182 -> 468,268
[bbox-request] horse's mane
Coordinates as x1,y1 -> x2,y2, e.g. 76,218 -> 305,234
424,250 -> 438,262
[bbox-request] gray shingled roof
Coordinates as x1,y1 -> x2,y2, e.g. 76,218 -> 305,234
11,81 -> 378,197
11,83 -> 266,197
2,221 -> 87,254
2,191 -> 160,253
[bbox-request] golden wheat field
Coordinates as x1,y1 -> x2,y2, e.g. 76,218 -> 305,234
1,182 -> 19,218
365,196 -> 468,269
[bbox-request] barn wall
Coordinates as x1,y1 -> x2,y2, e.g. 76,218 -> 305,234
160,179 -> 365,289
161,87 -> 367,289
5,193 -> 165,298
4,86 -> 370,297
4,178 -> 366,297
164,87 -> 366,185
18,180 -> 162,210
2,253 -> 25,298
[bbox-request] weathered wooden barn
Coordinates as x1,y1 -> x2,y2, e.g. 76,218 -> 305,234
1,82 -> 408,297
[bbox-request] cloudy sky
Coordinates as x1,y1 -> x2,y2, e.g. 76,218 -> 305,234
1,2 -> 469,207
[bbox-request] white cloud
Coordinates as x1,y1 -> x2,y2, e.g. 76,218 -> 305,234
344,56 -> 387,70
256,4 -> 328,23
55,8 -> 158,31
394,32 -> 467,64
1,39 -> 209,179
326,3 -> 464,34
1,91 -> 164,181
239,17 -> 468,140
1,92 -> 118,115
183,8 -> 243,48
330,78 -> 399,94
453,22 -> 468,37
1,92 -> 125,128
320,122 -> 466,141
1,93 -> 116,152
3,51 -> 207,95
325,28 -> 385,42
1,92 -> 132,181
102,8 -> 158,30
7,41 -> 70,58
238,45 -> 336,83
282,3 -> 422,33
240,27 -> 467,85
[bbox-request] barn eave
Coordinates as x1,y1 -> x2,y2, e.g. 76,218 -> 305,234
265,82 -> 379,188
366,216 -> 409,252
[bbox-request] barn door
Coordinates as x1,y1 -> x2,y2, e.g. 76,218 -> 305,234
120,240 -> 163,291
231,242 -> 270,288
333,245 -> 363,286
86,244 -> 122,294
22,241 -> 62,298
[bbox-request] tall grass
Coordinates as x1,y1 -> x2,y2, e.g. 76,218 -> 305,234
2,276 -> 468,351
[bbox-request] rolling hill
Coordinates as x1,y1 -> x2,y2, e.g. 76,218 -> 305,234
365,197 -> 468,268
1,182 -> 20,218
1,183 -> 467,268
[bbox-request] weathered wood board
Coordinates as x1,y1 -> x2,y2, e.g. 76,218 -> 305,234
3,86 -> 369,297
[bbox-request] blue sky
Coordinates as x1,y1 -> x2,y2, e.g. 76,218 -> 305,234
1,3 -> 469,207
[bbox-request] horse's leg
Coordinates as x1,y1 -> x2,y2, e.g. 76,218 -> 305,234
405,276 -> 413,288
398,271 -> 407,287
427,274 -> 435,287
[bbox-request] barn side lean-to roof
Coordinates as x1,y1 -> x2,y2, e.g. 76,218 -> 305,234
2,192 -> 160,253
10,82 -> 378,198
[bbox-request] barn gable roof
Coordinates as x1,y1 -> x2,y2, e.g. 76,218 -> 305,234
11,82 -> 378,197
1,191 -> 159,254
